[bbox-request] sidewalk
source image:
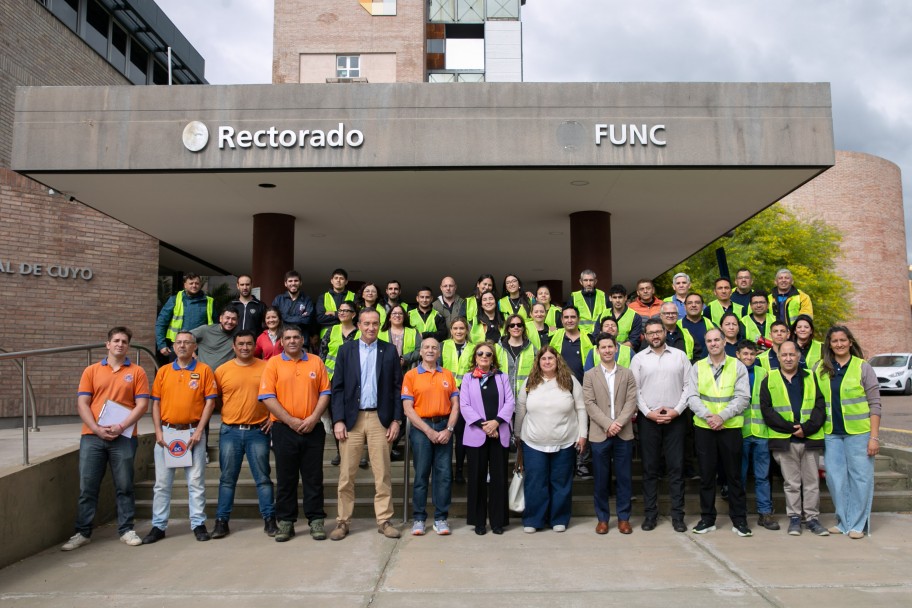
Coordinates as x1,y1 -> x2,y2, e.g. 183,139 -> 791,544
2,513 -> 912,606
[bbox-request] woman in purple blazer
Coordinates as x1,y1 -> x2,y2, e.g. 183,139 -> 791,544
459,341 -> 515,535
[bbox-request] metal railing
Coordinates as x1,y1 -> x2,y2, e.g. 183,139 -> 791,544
0,343 -> 159,465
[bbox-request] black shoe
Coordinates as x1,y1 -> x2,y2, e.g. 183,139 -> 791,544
641,518 -> 657,532
331,453 -> 341,466
492,527 -> 504,535
390,449 -> 404,462
359,456 -> 369,469
475,525 -> 487,535
211,519 -> 229,539
264,516 -> 278,537
454,470 -> 466,484
692,520 -> 717,534
720,484 -> 729,501
193,524 -> 211,541
141,526 -> 165,544
576,464 -> 593,480
672,519 -> 687,533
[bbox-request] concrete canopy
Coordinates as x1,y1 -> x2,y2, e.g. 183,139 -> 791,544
12,82 -> 834,297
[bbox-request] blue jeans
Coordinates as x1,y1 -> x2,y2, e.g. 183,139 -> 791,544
216,424 -> 274,521
741,435 -> 773,515
825,432 -> 874,534
76,434 -> 138,537
522,442 -> 576,529
410,419 -> 453,522
591,437 -> 634,522
152,438 -> 207,530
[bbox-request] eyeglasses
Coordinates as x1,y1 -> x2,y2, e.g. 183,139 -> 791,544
507,323 -> 524,328
645,330 -> 665,336
338,309 -> 354,314
660,312 -> 677,316
476,351 -> 494,358
390,312 -> 404,317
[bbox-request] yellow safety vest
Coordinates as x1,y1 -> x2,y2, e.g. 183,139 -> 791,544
409,308 -> 441,335
496,341 -> 537,399
802,340 -> 823,370
765,369 -> 823,440
693,356 -> 743,429
742,366 -> 768,438
605,306 -> 638,343
706,300 -> 744,326
549,330 -> 594,367
815,356 -> 871,435
572,290 -> 607,332
673,322 -> 696,360
166,290 -> 214,342
323,325 -> 360,379
498,295 -> 532,320
320,291 -> 355,338
469,318 -> 503,345
441,339 -> 475,387
741,313 -> 775,342
378,328 -> 418,358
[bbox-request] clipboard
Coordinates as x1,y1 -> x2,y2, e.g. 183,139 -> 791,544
97,400 -> 135,438
162,426 -> 194,468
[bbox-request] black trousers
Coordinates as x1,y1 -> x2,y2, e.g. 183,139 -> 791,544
694,426 -> 747,525
272,422 -> 326,524
638,414 -> 686,521
465,437 -> 509,528
454,416 -> 467,473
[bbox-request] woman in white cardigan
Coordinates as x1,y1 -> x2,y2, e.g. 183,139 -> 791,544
515,345 -> 588,533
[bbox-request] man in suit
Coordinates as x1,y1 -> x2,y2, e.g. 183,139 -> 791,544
329,309 -> 404,540
582,333 -> 639,535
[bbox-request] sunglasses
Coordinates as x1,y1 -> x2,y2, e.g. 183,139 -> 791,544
507,323 -> 524,329
476,351 -> 494,358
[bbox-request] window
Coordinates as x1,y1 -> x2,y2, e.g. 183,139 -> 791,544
336,55 -> 360,78
110,22 -> 127,72
84,1 -> 110,57
129,38 -> 149,84
53,0 -> 79,31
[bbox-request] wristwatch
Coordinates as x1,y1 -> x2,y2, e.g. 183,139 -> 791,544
447,426 -> 455,433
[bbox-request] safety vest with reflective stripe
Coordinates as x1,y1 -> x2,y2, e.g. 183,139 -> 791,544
572,290 -> 607,332
741,313 -> 775,342
673,321 -> 696,360
409,308 -> 441,335
693,356 -> 744,429
496,341 -> 537,398
742,366 -> 769,438
320,291 -> 355,338
378,328 -> 418,358
441,339 -> 475,387
525,321 -> 544,349
499,296 -> 532,320
757,349 -> 778,371
765,369 -> 823,440
706,300 -> 744,326
549,329 -> 594,367
801,340 -> 822,371
465,297 -> 479,322
616,343 -> 632,368
815,356 -> 871,435
768,290 -> 808,326
605,306 -> 638,343
166,291 -> 214,342
469,319 -> 503,345
323,325 -> 360,379
543,304 -> 562,329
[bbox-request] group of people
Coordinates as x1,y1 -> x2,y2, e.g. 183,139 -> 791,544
60,265 -> 881,551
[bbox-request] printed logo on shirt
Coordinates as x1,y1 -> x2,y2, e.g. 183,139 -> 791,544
168,439 -> 188,458
189,380 -> 199,389
190,373 -> 200,380
309,371 -> 317,379
443,381 -> 450,388
124,374 -> 133,383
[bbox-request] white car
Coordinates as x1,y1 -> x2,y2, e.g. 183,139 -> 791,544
869,353 -> 912,395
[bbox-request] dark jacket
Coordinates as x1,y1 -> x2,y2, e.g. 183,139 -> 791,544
331,338 -> 404,430
231,296 -> 267,333
759,368 -> 826,451
271,292 -> 316,340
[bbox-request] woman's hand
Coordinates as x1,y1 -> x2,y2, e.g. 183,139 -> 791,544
514,445 -> 523,472
868,436 -> 880,457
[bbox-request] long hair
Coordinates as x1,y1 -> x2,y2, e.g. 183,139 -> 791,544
525,345 -> 574,393
381,304 -> 410,332
470,341 -> 501,373
356,282 -> 380,309
819,325 -> 865,377
473,273 -> 497,298
789,314 -> 816,345
476,292 -> 504,331
502,274 -> 532,316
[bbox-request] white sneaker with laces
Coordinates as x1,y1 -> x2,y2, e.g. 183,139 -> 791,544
411,520 -> 426,536
61,533 -> 91,551
433,520 -> 451,535
120,530 -> 142,546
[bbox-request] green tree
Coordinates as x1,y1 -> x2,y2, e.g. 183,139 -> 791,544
655,204 -> 852,338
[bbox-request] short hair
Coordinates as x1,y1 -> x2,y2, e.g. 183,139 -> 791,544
386,279 -> 401,289
561,305 -> 580,318
770,320 -> 789,333
684,292 -> 704,304
580,269 -> 597,279
331,268 -> 348,279
736,339 -> 757,353
280,326 -> 302,339
643,317 -> 664,333
672,272 -> 691,283
609,284 -> 627,297
107,326 -> 132,342
357,308 -> 381,324
175,331 -> 196,343
714,277 -> 732,288
220,306 -> 238,317
184,272 -> 202,282
750,290 -> 769,301
735,268 -> 752,277
594,332 -> 617,348
635,278 -> 655,288
504,314 -> 528,339
233,330 -> 257,343
284,270 -> 301,281
416,285 -> 433,296
776,268 -> 793,279
705,327 -> 723,341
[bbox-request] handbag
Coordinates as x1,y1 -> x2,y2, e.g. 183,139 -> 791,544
508,471 -> 525,513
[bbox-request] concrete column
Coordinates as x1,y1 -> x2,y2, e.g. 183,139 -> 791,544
253,213 -> 295,305
569,210 -> 611,288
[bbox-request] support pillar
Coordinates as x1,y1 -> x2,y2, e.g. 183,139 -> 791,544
253,213 -> 295,305
569,210 -> 611,289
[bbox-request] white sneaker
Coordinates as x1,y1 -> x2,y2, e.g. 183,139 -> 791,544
120,530 -> 142,546
61,533 -> 91,551
433,520 -> 451,535
523,526 -> 537,534
411,520 -> 426,536
553,525 -> 567,533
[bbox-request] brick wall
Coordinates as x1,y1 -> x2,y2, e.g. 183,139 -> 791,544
0,0 -> 159,417
781,150 -> 911,356
273,0 -> 425,83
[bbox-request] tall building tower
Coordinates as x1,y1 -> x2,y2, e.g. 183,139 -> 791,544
273,0 -> 525,84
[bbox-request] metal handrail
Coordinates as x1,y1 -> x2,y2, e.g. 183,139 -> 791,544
0,343 -> 159,465
0,348 -> 39,433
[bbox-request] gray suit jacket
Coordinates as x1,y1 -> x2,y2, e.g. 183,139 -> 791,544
582,364 -> 638,442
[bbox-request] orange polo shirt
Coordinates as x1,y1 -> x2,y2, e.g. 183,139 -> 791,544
402,365 -> 458,418
77,358 -> 150,435
152,359 -> 218,425
258,352 -> 330,421
216,358 -> 269,425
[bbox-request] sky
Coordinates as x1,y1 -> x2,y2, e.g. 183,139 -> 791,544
156,0 -> 912,259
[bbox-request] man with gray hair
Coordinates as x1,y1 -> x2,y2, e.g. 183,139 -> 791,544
769,269 -> 813,325
568,269 -> 608,335
664,272 -> 691,318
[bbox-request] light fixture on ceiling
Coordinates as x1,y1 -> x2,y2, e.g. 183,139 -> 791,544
311,233 -> 326,238
549,231 -> 564,236
258,183 -> 276,188
570,180 -> 589,186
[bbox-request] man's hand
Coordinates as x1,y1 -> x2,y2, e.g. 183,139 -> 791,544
386,420 -> 400,443
334,421 -> 348,441
260,419 -> 274,434
575,437 -> 588,453
791,424 -> 805,438
187,427 -> 205,449
707,414 -> 725,431
159,347 -> 171,356
155,431 -> 166,448
296,414 -> 319,434
606,421 -> 623,437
